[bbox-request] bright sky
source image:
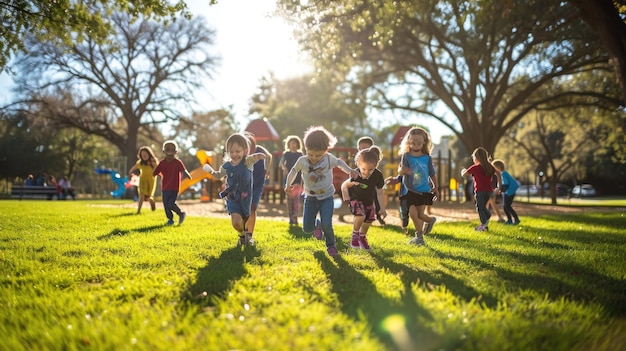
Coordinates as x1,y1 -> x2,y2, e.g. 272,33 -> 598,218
186,0 -> 312,122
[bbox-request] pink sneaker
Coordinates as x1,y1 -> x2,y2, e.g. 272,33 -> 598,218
350,233 -> 360,249
327,246 -> 338,256
358,235 -> 371,251
475,224 -> 488,232
313,219 -> 323,240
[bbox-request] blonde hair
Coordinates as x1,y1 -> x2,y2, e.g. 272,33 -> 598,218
399,127 -> 432,155
283,135 -> 302,152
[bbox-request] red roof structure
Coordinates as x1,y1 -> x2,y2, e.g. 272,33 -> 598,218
244,118 -> 280,141
391,126 -> 411,146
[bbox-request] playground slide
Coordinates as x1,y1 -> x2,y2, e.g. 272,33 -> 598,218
178,167 -> 213,195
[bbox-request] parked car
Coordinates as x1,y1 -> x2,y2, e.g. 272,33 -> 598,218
571,184 -> 596,197
516,185 -> 539,196
543,183 -> 571,197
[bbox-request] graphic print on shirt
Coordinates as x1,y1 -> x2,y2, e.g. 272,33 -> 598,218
307,156 -> 328,185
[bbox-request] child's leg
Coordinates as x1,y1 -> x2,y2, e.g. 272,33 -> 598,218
301,197 -> 320,233
287,194 -> 296,223
408,205 -> 424,233
231,213 -> 245,232
318,196 -> 335,248
399,198 -> 409,231
136,193 -> 144,213
162,190 -> 176,221
505,195 -> 520,223
475,192 -> 490,225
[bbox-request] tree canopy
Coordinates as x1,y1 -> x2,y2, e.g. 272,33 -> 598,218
0,0 -> 217,71
277,0 -> 622,155
11,12 -> 219,172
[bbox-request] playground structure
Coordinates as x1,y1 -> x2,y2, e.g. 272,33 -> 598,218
91,149 -> 221,201
93,168 -> 136,199
178,149 -> 220,202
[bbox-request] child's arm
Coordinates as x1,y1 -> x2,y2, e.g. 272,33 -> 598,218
376,187 -> 387,217
495,171 -> 502,191
335,157 -> 358,179
128,164 -> 138,177
183,169 -> 192,180
284,160 -> 299,192
250,152 -> 267,162
461,168 -> 469,177
257,146 -> 273,178
341,178 -> 358,202
430,175 -> 439,198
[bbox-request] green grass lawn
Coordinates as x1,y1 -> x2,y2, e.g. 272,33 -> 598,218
0,200 -> 625,351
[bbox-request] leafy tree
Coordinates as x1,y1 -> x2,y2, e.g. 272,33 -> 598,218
277,0 -> 622,155
10,12 -> 219,172
568,0 -> 626,103
0,0 -> 211,72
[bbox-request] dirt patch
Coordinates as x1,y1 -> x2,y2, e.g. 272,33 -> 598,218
142,199 -> 623,227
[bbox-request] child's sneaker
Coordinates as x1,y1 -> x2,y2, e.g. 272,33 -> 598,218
166,219 -> 175,226
178,212 -> 186,225
505,220 -> 513,225
512,220 -> 521,225
238,235 -> 246,246
327,245 -> 338,256
475,224 -> 488,231
350,233 -> 360,249
358,235 -> 371,251
245,232 -> 255,246
408,232 -> 425,246
424,217 -> 437,235
313,219 -> 323,240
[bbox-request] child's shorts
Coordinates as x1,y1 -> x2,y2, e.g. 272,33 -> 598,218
349,199 -> 376,223
401,191 -> 434,207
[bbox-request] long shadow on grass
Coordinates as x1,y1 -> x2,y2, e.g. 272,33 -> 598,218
97,225 -> 164,240
314,252 -> 441,351
288,226 -> 311,239
183,246 -> 260,306
371,249 -> 498,308
430,245 -> 626,317
539,212 -> 626,230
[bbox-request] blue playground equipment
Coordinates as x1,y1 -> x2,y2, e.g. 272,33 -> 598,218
94,168 -> 129,198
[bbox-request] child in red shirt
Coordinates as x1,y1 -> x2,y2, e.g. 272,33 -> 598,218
153,140 -> 191,226
461,147 -> 501,231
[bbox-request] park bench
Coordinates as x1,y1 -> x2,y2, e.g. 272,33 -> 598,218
11,185 -> 59,200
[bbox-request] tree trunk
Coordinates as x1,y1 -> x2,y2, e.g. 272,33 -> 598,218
569,0 -> 626,104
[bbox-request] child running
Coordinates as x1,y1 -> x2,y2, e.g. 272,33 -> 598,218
398,127 -> 439,245
341,145 -> 387,251
152,140 -> 191,226
280,135 -> 304,226
203,133 -> 266,246
461,147 -> 501,231
492,159 -> 521,225
284,126 -> 357,257
245,133 -> 273,243
128,146 -> 159,214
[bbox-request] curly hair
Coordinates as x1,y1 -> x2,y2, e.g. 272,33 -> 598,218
399,127 -> 432,155
303,125 -> 337,151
